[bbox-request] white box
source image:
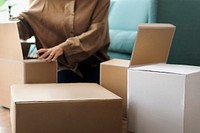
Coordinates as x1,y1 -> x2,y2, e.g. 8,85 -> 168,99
128,63 -> 200,133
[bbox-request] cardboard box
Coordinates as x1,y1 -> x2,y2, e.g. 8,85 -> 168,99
100,59 -> 130,117
100,23 -> 176,118
10,83 -> 122,133
0,22 -> 57,108
128,63 -> 200,133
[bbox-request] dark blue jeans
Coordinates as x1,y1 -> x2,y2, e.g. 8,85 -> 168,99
58,59 -> 100,84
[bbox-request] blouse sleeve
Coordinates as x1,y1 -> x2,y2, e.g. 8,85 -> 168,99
17,16 -> 34,40
60,0 -> 110,66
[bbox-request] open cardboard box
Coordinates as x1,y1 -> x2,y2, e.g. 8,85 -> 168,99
100,23 -> 176,117
0,21 -> 57,108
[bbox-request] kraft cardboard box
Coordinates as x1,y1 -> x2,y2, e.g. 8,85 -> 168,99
128,63 -> 200,133
0,22 -> 57,108
100,23 -> 176,117
100,59 -> 130,117
10,83 -> 122,133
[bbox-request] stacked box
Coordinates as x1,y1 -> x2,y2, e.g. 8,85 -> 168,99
0,22 -> 57,108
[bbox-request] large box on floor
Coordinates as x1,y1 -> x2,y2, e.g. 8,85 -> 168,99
100,23 -> 176,118
0,22 -> 57,108
128,63 -> 200,133
10,83 -> 122,133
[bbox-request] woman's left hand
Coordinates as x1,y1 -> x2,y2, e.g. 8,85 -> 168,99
37,45 -> 63,62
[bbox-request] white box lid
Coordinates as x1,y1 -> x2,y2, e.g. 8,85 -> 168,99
129,63 -> 200,75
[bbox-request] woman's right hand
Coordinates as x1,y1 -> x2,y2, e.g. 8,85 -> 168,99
37,45 -> 63,62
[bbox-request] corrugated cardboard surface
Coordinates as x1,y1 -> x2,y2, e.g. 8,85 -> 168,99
0,22 -> 57,108
130,23 -> 175,66
0,61 -> 24,107
11,83 -> 122,101
0,60 -> 57,108
100,59 -> 129,117
24,60 -> 57,83
0,22 -> 23,61
10,83 -> 122,133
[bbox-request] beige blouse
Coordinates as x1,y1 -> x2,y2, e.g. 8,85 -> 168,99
17,0 -> 110,71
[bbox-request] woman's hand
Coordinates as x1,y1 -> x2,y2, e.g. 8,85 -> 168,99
37,45 -> 63,62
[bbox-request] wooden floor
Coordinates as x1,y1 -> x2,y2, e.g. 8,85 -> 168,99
0,106 -> 130,133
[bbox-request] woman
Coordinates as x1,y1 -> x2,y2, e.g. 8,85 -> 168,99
17,0 -> 110,83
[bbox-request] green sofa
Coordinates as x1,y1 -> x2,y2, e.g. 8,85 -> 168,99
108,0 -> 157,60
108,0 -> 200,66
158,0 -> 200,66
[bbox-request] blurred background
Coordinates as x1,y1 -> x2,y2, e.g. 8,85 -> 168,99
0,0 -> 33,20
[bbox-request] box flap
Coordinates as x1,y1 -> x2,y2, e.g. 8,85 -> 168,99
138,23 -> 175,28
0,21 -> 23,61
130,23 -> 176,66
11,83 -> 122,103
130,63 -> 200,75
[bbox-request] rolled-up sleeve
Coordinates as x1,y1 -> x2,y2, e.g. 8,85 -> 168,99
60,0 -> 110,66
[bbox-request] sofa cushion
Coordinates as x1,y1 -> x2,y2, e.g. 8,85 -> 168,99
109,0 -> 115,12
108,51 -> 131,60
109,29 -> 137,54
109,0 -> 157,30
